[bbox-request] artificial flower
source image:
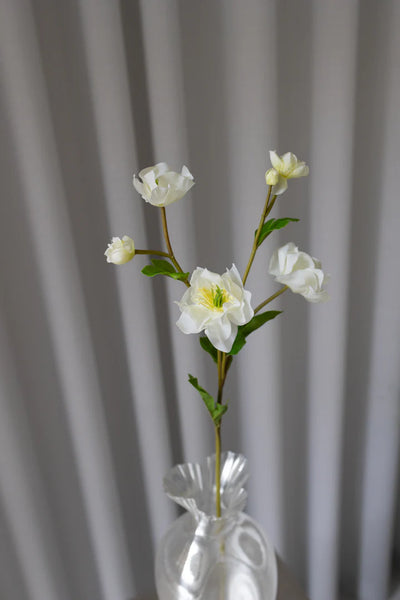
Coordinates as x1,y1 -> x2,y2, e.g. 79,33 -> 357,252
104,236 -> 135,265
176,265 -> 254,352
133,162 -> 194,207
268,242 -> 329,303
269,150 -> 309,195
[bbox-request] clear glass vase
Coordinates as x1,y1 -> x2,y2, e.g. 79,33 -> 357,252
155,452 -> 278,600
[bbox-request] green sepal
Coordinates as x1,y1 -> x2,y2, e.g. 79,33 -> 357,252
188,374 -> 228,425
255,218 -> 299,247
199,336 -> 218,364
228,310 -> 282,355
141,259 -> 189,281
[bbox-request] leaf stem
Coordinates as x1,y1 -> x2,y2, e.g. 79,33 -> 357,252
242,187 -> 277,286
254,286 -> 288,314
135,249 -> 170,257
160,207 -> 190,287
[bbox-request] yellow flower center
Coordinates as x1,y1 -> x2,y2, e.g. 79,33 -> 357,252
195,285 -> 230,311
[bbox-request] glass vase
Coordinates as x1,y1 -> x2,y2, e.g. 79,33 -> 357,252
155,452 -> 277,600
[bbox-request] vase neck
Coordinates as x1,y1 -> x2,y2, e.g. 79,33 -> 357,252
163,452 -> 248,522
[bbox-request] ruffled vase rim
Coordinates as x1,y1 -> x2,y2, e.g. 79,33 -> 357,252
163,451 -> 248,521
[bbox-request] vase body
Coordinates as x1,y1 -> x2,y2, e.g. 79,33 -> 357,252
155,452 -> 277,600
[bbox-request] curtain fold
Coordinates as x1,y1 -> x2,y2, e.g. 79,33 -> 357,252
1,1 -> 399,599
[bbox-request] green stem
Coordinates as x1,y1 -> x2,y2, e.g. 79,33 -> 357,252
215,423 -> 221,518
254,285 -> 288,314
215,350 -> 228,517
135,249 -> 170,257
217,350 -> 223,404
242,187 -> 277,286
160,207 -> 190,287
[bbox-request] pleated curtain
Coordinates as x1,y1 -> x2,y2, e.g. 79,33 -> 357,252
1,1 -> 399,599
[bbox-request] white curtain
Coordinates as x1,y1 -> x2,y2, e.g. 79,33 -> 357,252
1,1 -> 399,599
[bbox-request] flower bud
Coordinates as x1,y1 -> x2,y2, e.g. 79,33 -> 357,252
265,168 -> 279,186
105,236 -> 135,265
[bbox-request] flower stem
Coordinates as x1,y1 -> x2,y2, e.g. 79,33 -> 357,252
242,187 -> 277,286
254,285 -> 288,314
160,207 -> 190,287
215,350 -> 230,517
215,423 -> 221,518
135,249 -> 170,257
217,350 -> 224,404
212,283 -> 285,518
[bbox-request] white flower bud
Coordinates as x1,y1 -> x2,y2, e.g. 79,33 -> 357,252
105,236 -> 135,265
265,168 -> 279,186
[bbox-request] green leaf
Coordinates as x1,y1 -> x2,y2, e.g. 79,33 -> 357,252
188,375 -> 214,413
213,403 -> 228,423
228,310 -> 282,355
141,259 -> 189,281
255,218 -> 299,247
199,336 -> 218,364
188,374 -> 228,424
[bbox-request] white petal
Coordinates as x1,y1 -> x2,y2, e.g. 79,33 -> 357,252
272,174 -> 288,195
176,309 -> 205,334
280,243 -> 298,273
159,171 -> 195,191
205,319 -> 237,353
279,270 -> 310,294
305,289 -> 329,303
269,150 -> 283,171
176,287 -> 193,307
225,264 -> 243,288
268,249 -> 281,277
189,267 -> 206,288
289,163 -> 309,178
149,186 -> 170,206
281,152 -> 298,174
269,243 -> 296,276
293,251 -> 315,270
191,268 -> 222,289
133,176 -> 144,196
228,293 -> 254,325
181,165 -> 194,180
139,162 -> 170,181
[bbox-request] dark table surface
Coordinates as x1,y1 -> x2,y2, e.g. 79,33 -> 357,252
133,556 -> 309,599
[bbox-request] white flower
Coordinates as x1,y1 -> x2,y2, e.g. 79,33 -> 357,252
176,265 -> 254,352
269,150 -> 309,195
104,236 -> 135,265
133,162 -> 194,207
269,242 -> 329,303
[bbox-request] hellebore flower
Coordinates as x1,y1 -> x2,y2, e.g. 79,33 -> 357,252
133,162 -> 194,207
176,265 -> 254,352
269,242 -> 329,303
